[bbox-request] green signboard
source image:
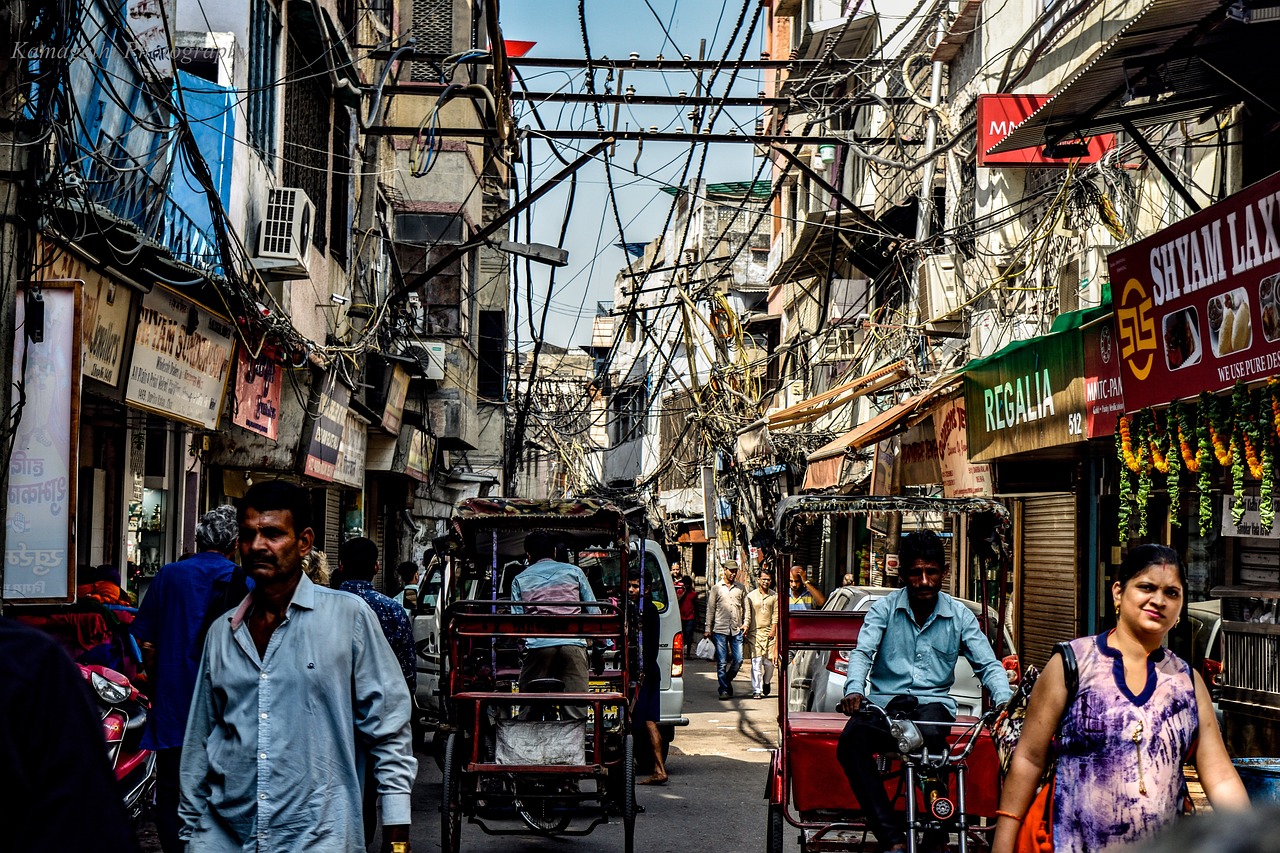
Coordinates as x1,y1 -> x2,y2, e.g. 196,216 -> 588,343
963,330 -> 1088,463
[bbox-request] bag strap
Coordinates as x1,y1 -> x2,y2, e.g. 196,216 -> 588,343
1053,641 -> 1078,705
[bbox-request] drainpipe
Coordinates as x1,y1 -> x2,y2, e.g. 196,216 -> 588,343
909,9 -> 949,318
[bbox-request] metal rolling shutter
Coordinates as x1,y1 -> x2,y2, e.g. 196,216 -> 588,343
324,490 -> 342,556
1018,494 -> 1079,668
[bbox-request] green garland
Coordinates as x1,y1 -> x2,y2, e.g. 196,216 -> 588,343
1263,439 -> 1275,531
1135,410 -> 1152,536
1198,415 -> 1214,536
1117,428 -> 1132,541
1167,415 -> 1182,527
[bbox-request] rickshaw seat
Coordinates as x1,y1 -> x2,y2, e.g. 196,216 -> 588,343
525,677 -> 566,693
785,712 -> 1000,816
785,610 -> 864,651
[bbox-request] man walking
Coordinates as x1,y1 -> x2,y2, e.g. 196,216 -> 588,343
745,568 -> 779,700
704,561 -> 746,700
510,530 -> 599,717
180,481 -> 416,852
336,537 -> 416,692
131,505 -> 243,853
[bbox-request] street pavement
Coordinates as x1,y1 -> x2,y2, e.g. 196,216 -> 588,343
138,656 -> 787,852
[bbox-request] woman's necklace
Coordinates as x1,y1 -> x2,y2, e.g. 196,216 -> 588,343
1131,719 -> 1148,796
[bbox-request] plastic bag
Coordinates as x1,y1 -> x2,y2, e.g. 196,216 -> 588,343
694,637 -> 715,660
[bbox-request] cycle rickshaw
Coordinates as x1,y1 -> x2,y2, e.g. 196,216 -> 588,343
433,498 -> 640,853
767,495 -> 1017,853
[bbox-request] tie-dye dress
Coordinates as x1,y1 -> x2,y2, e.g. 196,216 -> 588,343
1052,633 -> 1198,853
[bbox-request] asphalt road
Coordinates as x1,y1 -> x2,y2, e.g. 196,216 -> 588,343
388,655 -> 783,853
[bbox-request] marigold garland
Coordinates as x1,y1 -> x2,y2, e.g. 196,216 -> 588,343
1262,441 -> 1275,531
1148,410 -> 1172,475
1119,415 -> 1143,473
1117,429 -> 1133,540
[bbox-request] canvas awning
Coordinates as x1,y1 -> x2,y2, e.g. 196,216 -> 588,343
988,0 -> 1271,156
767,359 -> 911,430
769,209 -> 896,287
802,378 -> 962,490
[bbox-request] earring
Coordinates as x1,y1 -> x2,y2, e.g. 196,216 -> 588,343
1174,617 -> 1181,628
1114,603 -> 1120,616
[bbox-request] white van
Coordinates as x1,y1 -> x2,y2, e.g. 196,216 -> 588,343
410,538 -> 687,761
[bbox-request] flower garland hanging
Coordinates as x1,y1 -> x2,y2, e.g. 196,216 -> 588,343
1152,407 -> 1183,527
1119,414 -> 1143,473
1262,435 -> 1275,531
1174,400 -> 1208,474
1135,412 -> 1152,536
1178,399 -> 1215,535
1116,427 -> 1133,541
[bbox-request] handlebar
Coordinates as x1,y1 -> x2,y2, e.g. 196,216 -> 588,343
855,701 -> 999,765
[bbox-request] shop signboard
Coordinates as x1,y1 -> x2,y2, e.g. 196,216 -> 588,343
40,243 -> 133,388
334,411 -> 368,489
1082,318 -> 1126,438
405,429 -> 434,483
933,397 -> 993,498
1108,170 -> 1280,411
963,332 -> 1088,463
5,283 -> 81,603
381,364 -> 410,435
977,95 -> 1114,167
900,420 -> 942,485
299,371 -> 350,482
230,347 -> 283,441
1221,495 -> 1280,539
126,287 -> 234,429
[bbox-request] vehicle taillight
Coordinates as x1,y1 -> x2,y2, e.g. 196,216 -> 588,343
1002,654 -> 1021,686
826,650 -> 849,675
1203,658 -> 1222,687
671,631 -> 684,678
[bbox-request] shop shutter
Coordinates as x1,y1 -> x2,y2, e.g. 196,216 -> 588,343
1018,494 -> 1079,668
324,490 -> 342,556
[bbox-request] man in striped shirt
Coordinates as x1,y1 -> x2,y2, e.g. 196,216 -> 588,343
510,531 -> 599,718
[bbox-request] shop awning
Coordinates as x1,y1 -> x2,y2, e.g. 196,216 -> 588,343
987,0 -> 1269,156
802,378 -> 962,490
767,359 -> 911,430
769,209 -> 896,287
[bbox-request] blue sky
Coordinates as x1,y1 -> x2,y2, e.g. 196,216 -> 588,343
498,0 -> 768,350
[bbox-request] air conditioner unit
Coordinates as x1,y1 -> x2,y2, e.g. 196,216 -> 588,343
970,308 -> 1037,360
400,341 -> 446,380
1077,245 -> 1111,308
918,255 -> 962,321
817,325 -> 864,362
256,187 -> 314,270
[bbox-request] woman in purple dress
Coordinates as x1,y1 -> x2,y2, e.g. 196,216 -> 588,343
992,545 -> 1248,853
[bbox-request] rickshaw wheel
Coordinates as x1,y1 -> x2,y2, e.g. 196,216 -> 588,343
441,733 -> 462,853
622,733 -> 636,853
767,803 -> 784,853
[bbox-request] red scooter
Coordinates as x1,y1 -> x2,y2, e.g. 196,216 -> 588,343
80,663 -> 156,822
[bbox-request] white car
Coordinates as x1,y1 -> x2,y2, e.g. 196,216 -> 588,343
788,586 -> 1017,717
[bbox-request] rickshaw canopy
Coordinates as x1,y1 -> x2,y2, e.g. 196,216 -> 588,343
773,494 -> 1011,553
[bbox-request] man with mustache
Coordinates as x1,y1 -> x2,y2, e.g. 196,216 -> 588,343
179,481 -> 416,852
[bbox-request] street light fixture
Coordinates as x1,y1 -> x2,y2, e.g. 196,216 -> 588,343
493,239 -> 570,267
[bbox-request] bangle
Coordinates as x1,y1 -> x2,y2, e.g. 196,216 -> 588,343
995,810 -> 1023,823
390,843 -> 409,853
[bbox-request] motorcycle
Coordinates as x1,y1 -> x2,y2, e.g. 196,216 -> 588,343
79,663 -> 156,822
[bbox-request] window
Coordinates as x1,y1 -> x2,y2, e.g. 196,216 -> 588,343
329,106 -> 352,261
477,310 -> 506,400
247,0 -> 279,160
611,384 -> 646,444
283,38 -> 330,248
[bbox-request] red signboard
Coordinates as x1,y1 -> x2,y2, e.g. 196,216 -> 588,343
1107,170 -> 1280,411
977,95 -> 1115,167
1083,318 -> 1126,437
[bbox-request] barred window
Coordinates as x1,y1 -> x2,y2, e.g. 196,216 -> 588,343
330,106 -> 352,261
283,39 -> 330,249
409,0 -> 453,82
247,0 -> 280,161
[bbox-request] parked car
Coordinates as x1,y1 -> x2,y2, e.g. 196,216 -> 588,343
788,585 -> 1017,717
1182,598 -> 1223,701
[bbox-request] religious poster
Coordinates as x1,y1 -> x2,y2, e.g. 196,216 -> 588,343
5,283 -> 82,602
231,346 -> 283,441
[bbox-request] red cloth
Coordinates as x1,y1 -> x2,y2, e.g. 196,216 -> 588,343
46,613 -> 113,654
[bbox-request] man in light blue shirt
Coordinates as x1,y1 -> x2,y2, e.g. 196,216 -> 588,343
835,531 -> 1012,853
509,531 -> 599,718
179,481 -> 417,852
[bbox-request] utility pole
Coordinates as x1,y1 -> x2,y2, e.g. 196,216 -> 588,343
0,0 -> 35,607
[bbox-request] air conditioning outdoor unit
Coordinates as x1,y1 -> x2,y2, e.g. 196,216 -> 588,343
256,187 -> 314,271
918,254 -> 962,322
1077,245 -> 1111,308
817,325 -> 864,362
400,341 -> 446,380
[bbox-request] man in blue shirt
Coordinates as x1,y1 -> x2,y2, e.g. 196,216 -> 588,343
836,531 -> 1012,853
179,481 -> 416,852
336,537 -> 416,692
510,530 -> 598,718
132,504 -> 241,853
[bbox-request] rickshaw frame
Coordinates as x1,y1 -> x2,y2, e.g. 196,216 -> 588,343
768,494 -> 1014,853
435,497 -> 640,853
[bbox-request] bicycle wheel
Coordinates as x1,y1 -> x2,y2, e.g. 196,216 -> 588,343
766,803 -> 784,853
623,733 -> 636,853
441,733 -> 461,853
514,777 -> 572,834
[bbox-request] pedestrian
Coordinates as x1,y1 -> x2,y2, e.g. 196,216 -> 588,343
131,504 -> 243,853
392,560 -> 420,612
992,544 -> 1248,853
745,567 -> 779,699
336,537 -> 417,849
837,530 -> 1013,853
704,561 -> 746,700
789,565 -> 827,610
627,576 -> 667,785
509,530 -> 599,718
179,481 -> 416,852
842,572 -> 856,587
672,562 -> 698,651
1,616 -> 141,852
